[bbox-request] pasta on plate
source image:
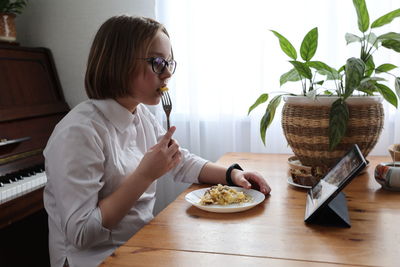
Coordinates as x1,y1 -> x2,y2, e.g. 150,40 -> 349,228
200,184 -> 252,205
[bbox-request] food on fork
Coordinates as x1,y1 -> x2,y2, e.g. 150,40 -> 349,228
200,184 -> 252,205
159,86 -> 169,92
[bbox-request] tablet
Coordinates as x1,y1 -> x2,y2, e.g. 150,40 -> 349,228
304,144 -> 367,224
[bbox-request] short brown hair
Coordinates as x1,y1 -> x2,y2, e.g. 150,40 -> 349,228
85,15 -> 169,99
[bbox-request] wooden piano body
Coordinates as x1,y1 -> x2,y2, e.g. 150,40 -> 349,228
0,44 -> 70,267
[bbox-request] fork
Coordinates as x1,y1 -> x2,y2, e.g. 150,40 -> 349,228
161,91 -> 172,130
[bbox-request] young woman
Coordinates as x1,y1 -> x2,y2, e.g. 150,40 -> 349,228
43,15 -> 271,267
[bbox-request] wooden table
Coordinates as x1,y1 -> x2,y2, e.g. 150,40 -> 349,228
100,153 -> 399,267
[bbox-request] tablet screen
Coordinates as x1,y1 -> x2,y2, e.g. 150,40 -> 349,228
305,144 -> 367,221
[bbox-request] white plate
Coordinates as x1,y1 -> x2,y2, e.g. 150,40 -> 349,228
287,176 -> 312,189
185,186 -> 265,213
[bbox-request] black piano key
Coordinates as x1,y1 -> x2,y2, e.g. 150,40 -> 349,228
7,175 -> 15,183
0,164 -> 46,186
0,174 -> 13,184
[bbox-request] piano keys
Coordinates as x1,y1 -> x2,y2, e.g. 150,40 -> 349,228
0,44 -> 70,267
0,163 -> 46,204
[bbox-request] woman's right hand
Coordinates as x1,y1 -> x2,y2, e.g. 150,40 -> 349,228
135,126 -> 182,181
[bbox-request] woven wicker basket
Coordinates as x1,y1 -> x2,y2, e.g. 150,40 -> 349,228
282,96 -> 384,169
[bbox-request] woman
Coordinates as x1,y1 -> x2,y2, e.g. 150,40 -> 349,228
43,15 -> 271,267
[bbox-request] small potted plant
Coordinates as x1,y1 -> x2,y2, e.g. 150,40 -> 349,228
0,0 -> 28,42
248,0 -> 400,171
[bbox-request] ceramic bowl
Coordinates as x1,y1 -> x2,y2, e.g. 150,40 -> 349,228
388,144 -> 400,161
375,162 -> 400,191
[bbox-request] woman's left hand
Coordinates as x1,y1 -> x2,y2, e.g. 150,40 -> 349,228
231,170 -> 271,195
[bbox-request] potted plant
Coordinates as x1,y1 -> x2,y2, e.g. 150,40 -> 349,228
248,0 -> 400,172
0,0 -> 28,42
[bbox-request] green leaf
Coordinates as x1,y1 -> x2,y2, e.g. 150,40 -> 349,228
300,27 -> 318,61
376,83 -> 398,108
0,2 -> 7,11
378,32 -> 400,44
361,77 -> 386,83
280,68 -> 301,86
378,32 -> 400,40
352,0 -> 370,33
377,32 -> 400,51
313,80 -> 324,85
381,39 -> 400,52
270,30 -> 297,60
307,61 -> 333,72
1,0 -> 27,14
357,77 -> 383,94
289,61 -> 312,80
308,61 -> 340,80
318,69 -> 341,81
248,93 -> 268,115
345,33 -> 362,44
395,77 -> 400,100
357,80 -> 376,95
329,99 -> 349,150
375,63 -> 397,73
260,95 -> 282,145
364,55 -> 375,77
371,8 -> 400,28
306,89 -> 318,100
344,57 -> 365,98
365,32 -> 378,48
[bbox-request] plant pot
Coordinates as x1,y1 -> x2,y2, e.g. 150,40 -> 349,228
282,95 -> 384,170
0,13 -> 17,43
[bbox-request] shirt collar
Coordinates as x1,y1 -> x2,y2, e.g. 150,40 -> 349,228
91,99 -> 136,132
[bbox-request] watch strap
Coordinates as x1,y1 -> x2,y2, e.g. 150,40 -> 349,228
226,163 -> 243,186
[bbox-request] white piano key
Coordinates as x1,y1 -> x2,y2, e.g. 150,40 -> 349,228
0,171 -> 47,204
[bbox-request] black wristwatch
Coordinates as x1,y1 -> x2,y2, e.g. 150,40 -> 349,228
226,163 -> 243,186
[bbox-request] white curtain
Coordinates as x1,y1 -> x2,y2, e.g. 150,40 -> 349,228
153,0 -> 400,214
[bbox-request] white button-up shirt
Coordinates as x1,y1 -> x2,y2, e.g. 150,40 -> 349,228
43,99 -> 207,267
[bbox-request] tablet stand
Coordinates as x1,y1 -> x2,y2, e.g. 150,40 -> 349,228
306,192 -> 351,227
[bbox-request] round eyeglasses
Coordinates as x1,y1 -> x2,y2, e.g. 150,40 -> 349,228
139,57 -> 177,74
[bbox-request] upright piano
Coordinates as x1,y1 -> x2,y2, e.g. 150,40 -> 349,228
0,44 -> 70,266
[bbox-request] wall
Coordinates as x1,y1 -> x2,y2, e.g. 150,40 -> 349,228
16,0 -> 155,107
